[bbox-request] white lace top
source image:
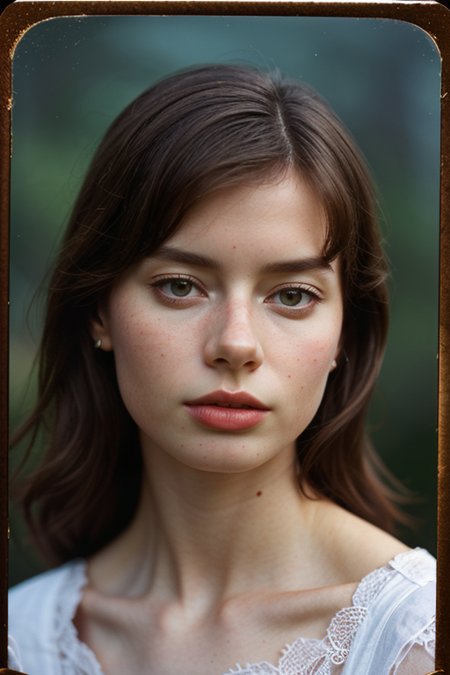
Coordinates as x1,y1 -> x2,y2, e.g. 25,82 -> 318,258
8,548 -> 436,675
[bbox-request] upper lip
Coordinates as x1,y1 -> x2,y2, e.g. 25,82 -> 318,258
185,390 -> 269,410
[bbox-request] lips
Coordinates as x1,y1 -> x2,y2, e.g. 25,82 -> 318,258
186,390 -> 268,409
185,390 -> 270,430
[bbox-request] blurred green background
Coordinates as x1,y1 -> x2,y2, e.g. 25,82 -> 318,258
8,15 -> 441,586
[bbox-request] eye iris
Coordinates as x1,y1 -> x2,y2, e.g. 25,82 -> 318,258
171,280 -> 192,297
280,289 -> 303,306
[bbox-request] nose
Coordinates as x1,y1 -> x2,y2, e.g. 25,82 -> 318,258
203,299 -> 264,371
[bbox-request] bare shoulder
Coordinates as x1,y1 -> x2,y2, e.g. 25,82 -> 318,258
314,500 -> 410,584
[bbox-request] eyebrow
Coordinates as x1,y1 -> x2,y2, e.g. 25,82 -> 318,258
152,246 -> 333,275
260,257 -> 333,275
152,247 -> 220,270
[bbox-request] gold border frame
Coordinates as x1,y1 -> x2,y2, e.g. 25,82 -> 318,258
0,2 -> 449,673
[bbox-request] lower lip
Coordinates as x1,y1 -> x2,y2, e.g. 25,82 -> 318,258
184,405 -> 269,431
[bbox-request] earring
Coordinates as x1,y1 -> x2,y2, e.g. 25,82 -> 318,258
94,339 -> 102,349
330,359 -> 337,372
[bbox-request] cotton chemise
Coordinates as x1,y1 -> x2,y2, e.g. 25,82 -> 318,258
8,547 -> 436,675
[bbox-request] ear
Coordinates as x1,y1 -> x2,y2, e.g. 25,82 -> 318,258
88,304 -> 114,352
329,334 -> 344,372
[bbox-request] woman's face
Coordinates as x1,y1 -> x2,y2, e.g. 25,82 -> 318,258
93,172 -> 343,474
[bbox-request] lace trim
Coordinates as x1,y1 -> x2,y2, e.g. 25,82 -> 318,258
55,560 -> 104,675
226,549 -> 435,675
56,549 -> 435,675
228,598 -> 375,675
415,620 -> 436,648
405,616 -> 436,655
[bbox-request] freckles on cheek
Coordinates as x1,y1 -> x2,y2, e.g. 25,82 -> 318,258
113,309 -> 194,396
112,315 -> 167,381
281,338 -> 336,403
282,339 -> 333,373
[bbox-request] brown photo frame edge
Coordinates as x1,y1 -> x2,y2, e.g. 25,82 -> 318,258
0,1 -> 448,674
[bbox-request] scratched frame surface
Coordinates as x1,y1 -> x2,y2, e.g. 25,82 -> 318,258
0,2 -> 449,675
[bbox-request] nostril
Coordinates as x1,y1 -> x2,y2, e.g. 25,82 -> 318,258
204,325 -> 264,371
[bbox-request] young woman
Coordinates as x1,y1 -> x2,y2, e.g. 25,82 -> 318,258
8,65 -> 436,675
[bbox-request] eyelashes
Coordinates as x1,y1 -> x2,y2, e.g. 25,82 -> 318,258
149,275 -> 206,305
148,275 -> 323,314
265,284 -> 323,313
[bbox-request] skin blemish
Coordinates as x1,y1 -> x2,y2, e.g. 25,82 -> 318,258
161,354 -> 164,357
256,491 -> 262,497
199,443 -> 202,446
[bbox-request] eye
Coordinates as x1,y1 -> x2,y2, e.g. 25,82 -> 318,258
149,275 -> 204,302
266,285 -> 321,312
278,288 -> 311,307
166,279 -> 194,297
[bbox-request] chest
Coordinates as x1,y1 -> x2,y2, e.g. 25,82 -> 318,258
73,585 -> 358,675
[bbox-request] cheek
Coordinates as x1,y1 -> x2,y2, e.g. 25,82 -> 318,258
274,326 -> 340,412
109,309 -> 184,416
108,306 -> 206,433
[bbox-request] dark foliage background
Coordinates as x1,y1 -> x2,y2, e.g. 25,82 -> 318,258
8,15 -> 441,586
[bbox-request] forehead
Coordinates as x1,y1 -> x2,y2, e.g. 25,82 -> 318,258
167,172 -> 327,261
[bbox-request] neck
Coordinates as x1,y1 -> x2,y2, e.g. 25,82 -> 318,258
87,439 -> 328,610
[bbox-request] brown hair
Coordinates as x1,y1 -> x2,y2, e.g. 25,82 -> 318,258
12,65 -> 401,565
